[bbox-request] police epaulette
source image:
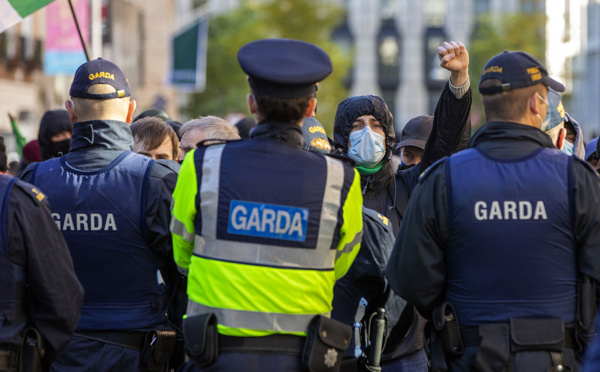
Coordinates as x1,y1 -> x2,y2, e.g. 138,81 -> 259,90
418,157 -> 447,182
12,179 -> 46,204
362,206 -> 392,230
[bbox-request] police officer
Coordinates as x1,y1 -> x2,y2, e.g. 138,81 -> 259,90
21,58 -> 180,371
0,138 -> 83,371
171,38 -> 363,371
387,51 -> 600,371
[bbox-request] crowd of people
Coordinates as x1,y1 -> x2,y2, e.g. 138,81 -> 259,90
1,36 -> 600,372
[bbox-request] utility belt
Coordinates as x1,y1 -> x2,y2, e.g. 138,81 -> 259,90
75,328 -> 176,372
0,328 -> 46,372
429,302 -> 579,372
183,313 -> 352,372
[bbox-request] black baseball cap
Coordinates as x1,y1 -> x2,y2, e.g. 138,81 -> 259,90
478,51 -> 564,95
238,38 -> 333,98
396,115 -> 433,150
69,58 -> 131,100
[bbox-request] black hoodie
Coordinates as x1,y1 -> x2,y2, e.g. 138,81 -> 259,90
333,82 -> 472,236
38,109 -> 73,161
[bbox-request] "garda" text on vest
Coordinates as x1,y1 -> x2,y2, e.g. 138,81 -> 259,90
51,213 -> 117,231
474,201 -> 547,221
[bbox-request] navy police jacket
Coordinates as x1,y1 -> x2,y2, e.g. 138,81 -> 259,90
1,174 -> 82,363
387,122 -> 600,324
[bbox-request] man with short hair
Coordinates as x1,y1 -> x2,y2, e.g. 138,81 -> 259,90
22,58 -> 179,371
387,51 -> 600,371
172,38 -> 363,371
396,115 -> 433,168
132,116 -> 180,161
178,116 -> 240,161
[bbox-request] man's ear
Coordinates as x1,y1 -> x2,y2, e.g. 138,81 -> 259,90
65,100 -> 77,123
247,94 -> 258,114
126,100 -> 137,123
529,93 -> 539,115
304,97 -> 318,118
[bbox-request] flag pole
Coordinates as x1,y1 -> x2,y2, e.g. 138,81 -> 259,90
67,0 -> 90,61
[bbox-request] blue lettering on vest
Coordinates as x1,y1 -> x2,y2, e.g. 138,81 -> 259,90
228,200 -> 309,242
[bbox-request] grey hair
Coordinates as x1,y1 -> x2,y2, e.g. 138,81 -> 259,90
180,115 -> 240,141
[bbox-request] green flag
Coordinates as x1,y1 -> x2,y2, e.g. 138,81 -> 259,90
9,114 -> 26,157
0,0 -> 56,34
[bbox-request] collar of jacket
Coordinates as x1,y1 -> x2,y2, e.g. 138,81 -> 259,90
361,159 -> 393,196
250,121 -> 303,148
469,121 -> 556,149
70,120 -> 134,152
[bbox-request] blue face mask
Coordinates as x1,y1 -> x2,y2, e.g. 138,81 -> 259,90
347,126 -> 386,168
562,140 -> 575,156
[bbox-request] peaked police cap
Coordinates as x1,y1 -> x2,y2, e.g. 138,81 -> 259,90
238,38 -> 333,99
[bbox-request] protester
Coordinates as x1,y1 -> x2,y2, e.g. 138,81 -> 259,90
38,109 -> 73,160
0,135 -> 83,371
131,116 -> 180,161
171,38 -> 363,371
178,115 -> 240,161
396,115 -> 433,168
21,58 -> 180,372
332,40 -> 472,370
388,50 -> 600,371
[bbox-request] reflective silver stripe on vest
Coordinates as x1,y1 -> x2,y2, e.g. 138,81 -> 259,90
194,235 -> 337,269
199,144 -> 226,239
187,299 -> 329,333
336,228 -> 363,259
316,156 -> 344,251
170,217 -> 195,243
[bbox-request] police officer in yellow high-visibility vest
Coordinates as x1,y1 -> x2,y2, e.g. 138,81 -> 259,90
171,38 -> 364,372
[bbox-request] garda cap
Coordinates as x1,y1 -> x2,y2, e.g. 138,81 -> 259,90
70,58 -> 131,100
238,38 -> 333,98
478,51 -> 564,95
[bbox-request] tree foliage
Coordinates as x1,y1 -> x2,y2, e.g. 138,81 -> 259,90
184,0 -> 350,134
468,12 -> 547,128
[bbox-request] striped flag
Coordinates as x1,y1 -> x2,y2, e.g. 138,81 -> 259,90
0,0 -> 55,34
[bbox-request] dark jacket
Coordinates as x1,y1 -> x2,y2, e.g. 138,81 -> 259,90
333,81 -> 472,236
387,121 -> 600,318
22,119 -> 180,371
3,175 -> 83,366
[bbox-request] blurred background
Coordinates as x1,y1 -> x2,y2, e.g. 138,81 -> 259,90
0,0 -> 599,156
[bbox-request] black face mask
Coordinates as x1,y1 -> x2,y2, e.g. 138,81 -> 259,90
48,139 -> 71,158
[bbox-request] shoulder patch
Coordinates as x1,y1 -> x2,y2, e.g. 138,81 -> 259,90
419,157 -> 447,182
11,179 -> 47,205
362,206 -> 392,231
